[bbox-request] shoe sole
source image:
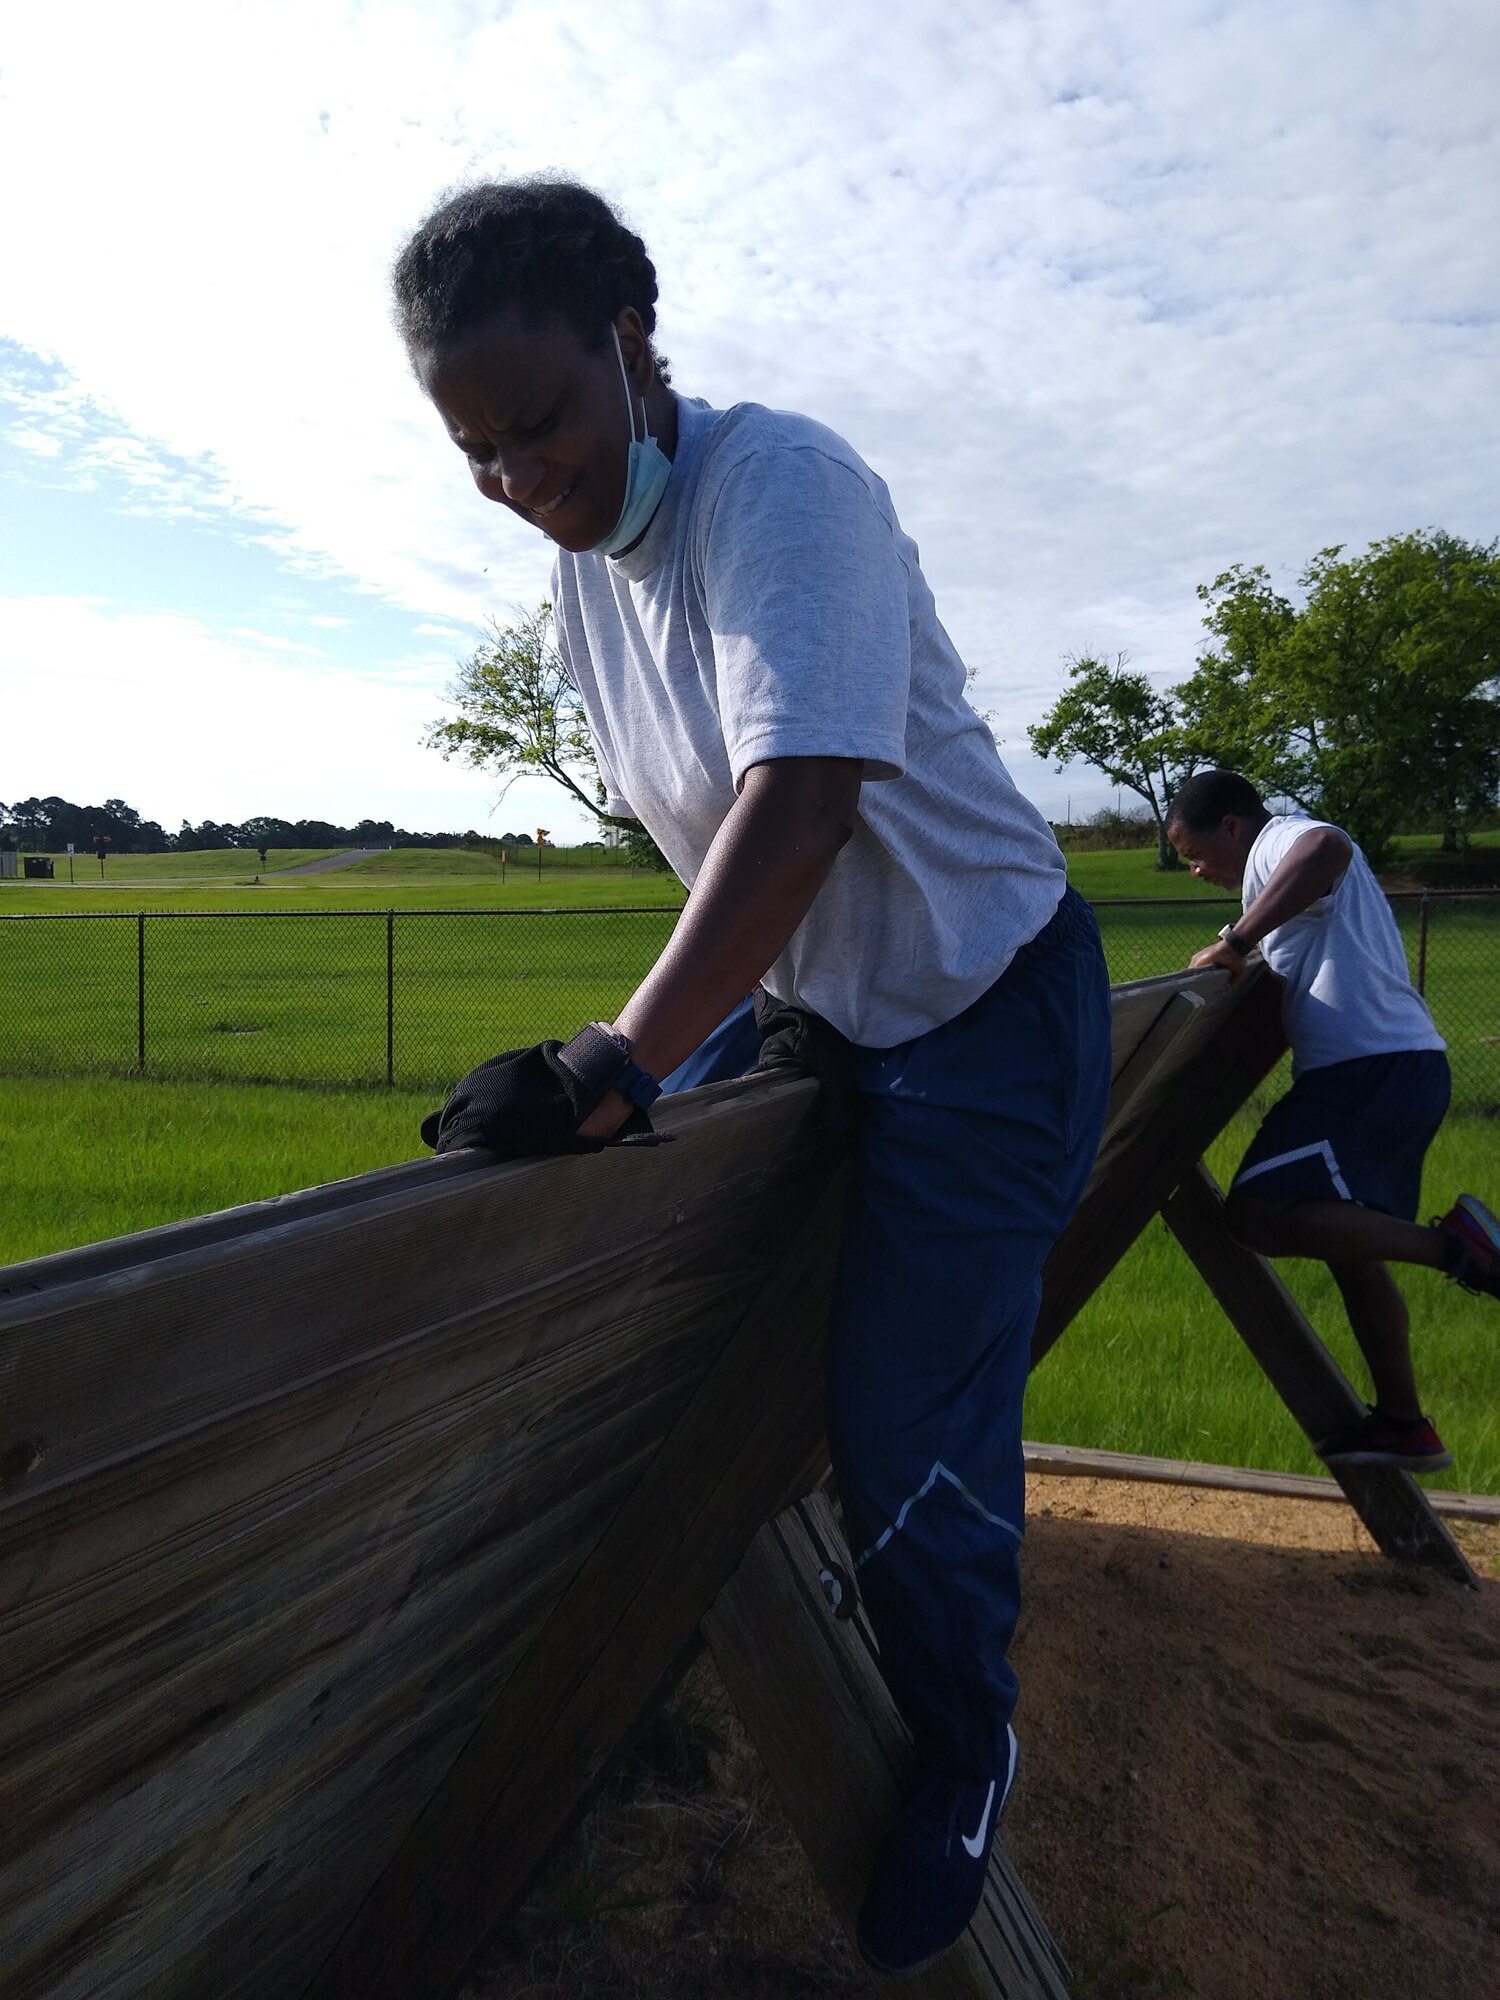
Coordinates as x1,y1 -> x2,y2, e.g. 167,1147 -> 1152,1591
1321,1447 -> 1455,1473
1452,1196 -> 1500,1295
1457,1193 -> 1500,1252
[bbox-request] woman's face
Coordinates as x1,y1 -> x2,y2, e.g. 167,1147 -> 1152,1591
415,306 -> 648,552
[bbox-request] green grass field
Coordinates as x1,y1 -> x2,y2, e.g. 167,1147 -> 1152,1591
7,829 -> 1494,914
0,903 -> 683,1086
2,1073 -> 1494,1494
0,1073 -> 430,1262
0,843 -> 683,915
5,843 -> 1494,1101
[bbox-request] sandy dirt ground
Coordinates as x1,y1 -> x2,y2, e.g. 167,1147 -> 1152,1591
469,1476 -> 1500,2000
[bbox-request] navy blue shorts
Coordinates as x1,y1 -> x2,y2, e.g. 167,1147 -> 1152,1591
1232,1050 -> 1451,1222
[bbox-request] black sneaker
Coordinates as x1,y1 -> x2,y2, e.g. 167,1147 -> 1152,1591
1317,1405 -> 1454,1473
856,1725 -> 1020,1976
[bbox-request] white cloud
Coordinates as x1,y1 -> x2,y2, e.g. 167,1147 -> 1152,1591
224,628 -> 330,657
0,0 -> 1496,818
7,426 -> 64,458
0,597 -> 599,838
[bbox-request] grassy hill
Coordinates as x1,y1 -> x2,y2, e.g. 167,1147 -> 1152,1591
5,828 -> 1494,914
0,845 -> 685,914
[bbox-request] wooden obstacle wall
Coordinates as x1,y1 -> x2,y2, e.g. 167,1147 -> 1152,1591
0,963 -> 1473,1999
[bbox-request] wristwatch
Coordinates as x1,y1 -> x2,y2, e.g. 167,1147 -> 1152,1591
556,1021 -> 663,1111
1217,923 -> 1249,956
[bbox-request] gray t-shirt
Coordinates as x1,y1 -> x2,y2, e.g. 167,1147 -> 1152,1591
551,396 -> 1065,1046
1244,815 -> 1445,1075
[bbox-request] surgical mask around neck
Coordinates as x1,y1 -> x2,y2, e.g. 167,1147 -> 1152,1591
590,326 -> 672,557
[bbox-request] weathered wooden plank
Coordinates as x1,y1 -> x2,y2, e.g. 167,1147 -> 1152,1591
0,1240 -> 760,1654
0,1076 -> 822,1497
1022,1441 -> 1500,1520
1032,965 -> 1287,1364
3,1377 -> 723,1994
0,1072 -> 769,1301
4,1427 -> 646,1879
312,1167 -> 852,2000
0,1075 -> 847,2000
1103,984 -> 1205,1120
0,1228 -> 798,1880
1161,1162 -> 1476,1585
1105,967 -> 1214,1080
704,1494 -> 1071,1999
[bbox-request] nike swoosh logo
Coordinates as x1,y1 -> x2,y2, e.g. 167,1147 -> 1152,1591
961,1780 -> 997,1859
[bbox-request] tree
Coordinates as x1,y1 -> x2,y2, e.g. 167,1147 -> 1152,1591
1028,653 -> 1192,869
0,794 -> 169,853
1176,532 -> 1500,868
425,603 -> 674,872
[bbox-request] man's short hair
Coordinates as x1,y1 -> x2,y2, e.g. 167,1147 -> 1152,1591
1167,769 -> 1266,834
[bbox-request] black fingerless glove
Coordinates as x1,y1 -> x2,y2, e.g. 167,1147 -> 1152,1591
421,1026 -> 671,1158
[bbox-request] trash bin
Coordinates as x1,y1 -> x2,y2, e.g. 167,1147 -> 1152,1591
22,856 -> 55,879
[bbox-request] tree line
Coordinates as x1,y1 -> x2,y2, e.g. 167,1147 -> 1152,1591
1029,529 -> 1500,870
0,799 -> 504,855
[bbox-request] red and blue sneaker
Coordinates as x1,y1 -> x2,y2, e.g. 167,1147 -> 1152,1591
1434,1193 -> 1500,1301
856,1725 -> 1021,1975
1317,1406 -> 1454,1473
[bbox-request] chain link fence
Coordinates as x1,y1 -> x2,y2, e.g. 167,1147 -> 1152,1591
2,893 -> 1495,1109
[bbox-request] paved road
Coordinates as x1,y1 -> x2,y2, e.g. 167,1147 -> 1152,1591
270,848 -> 391,876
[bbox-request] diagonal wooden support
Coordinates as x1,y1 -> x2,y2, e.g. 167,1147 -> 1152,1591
1162,1162 -> 1476,1586
704,1493 -> 1071,2000
312,1168 -> 851,2000
1032,966 -> 1287,1364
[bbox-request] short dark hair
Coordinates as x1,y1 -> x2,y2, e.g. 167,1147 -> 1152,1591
1166,769 -> 1267,834
391,177 -> 669,378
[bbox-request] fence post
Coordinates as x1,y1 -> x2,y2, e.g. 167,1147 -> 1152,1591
1416,891 -> 1430,996
137,912 -> 146,1072
386,909 -> 395,1087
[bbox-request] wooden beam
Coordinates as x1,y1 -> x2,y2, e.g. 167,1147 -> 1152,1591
704,1494 -> 1072,2000
1031,966 -> 1287,1365
311,1168 -> 852,2000
1161,1162 -> 1476,1586
1101,984 -> 1205,1122
1022,1441 -> 1500,1523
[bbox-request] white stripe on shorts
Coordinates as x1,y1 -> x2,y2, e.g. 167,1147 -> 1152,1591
1234,1139 -> 1352,1202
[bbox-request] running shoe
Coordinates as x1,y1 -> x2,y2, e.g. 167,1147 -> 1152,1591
1317,1406 -> 1454,1473
1434,1193 -> 1500,1301
856,1725 -> 1020,1976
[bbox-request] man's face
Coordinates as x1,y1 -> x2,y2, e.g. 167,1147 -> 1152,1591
1169,814 -> 1255,890
415,307 -> 640,553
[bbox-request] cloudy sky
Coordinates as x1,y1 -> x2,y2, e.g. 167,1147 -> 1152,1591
2,0 -> 1496,842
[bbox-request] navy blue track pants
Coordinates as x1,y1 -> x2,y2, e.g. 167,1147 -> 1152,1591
668,885 -> 1112,1779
